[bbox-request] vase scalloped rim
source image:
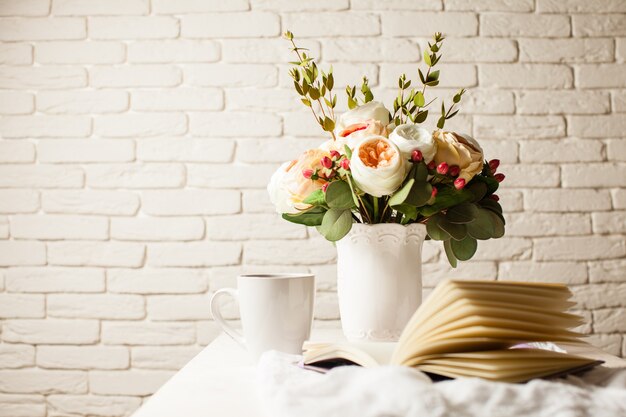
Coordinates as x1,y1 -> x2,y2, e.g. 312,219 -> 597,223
347,222 -> 427,233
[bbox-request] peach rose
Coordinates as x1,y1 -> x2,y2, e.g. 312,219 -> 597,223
350,136 -> 407,197
267,149 -> 329,214
433,131 -> 484,182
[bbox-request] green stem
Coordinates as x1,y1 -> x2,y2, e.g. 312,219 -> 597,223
373,197 -> 379,223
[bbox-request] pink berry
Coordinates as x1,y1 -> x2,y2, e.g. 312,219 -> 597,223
436,162 -> 449,175
449,165 -> 460,177
494,173 -> 505,183
489,194 -> 500,202
340,158 -> 350,170
411,150 -> 423,162
321,156 -> 333,169
322,183 -> 330,192
454,178 -> 466,190
431,187 -> 438,198
302,169 -> 314,179
427,161 -> 436,170
330,150 -> 341,160
489,159 -> 500,173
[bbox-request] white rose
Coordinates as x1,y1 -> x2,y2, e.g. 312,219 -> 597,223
267,161 -> 300,214
336,101 -> 390,133
389,124 -> 437,164
350,136 -> 407,197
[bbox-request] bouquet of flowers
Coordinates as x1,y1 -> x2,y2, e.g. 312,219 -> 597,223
268,32 -> 505,267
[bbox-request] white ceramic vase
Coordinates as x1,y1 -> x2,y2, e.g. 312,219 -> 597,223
336,223 -> 428,342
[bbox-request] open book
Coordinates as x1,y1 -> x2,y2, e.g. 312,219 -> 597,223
304,280 -> 602,383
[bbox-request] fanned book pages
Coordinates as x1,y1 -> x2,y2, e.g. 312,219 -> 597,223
303,280 -> 603,383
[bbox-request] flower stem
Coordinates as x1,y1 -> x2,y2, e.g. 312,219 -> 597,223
373,197 -> 379,223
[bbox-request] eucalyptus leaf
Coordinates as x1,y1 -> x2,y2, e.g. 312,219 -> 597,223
394,203 -> 418,222
444,239 -> 458,268
414,91 -> 425,107
466,208 -> 495,240
325,181 -> 354,209
426,214 -> 450,241
446,203 -> 478,224
415,110 -> 428,123
406,182 -> 432,207
450,235 -> 477,261
319,208 -> 352,242
389,178 -> 415,207
438,217 -> 467,241
282,207 -> 326,227
303,189 -> 325,206
467,182 -> 488,202
486,210 -> 505,238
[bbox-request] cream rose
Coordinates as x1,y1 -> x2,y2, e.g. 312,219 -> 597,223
350,136 -> 407,197
267,149 -> 329,214
389,124 -> 437,164
336,101 -> 390,134
433,131 -> 484,182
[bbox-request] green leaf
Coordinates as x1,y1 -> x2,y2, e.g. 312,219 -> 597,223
303,189 -> 325,206
319,208 -> 353,242
437,115 -> 446,129
467,208 -> 496,240
309,87 -> 320,100
325,181 -> 354,209
327,72 -> 334,90
282,207 -> 326,227
414,162 -> 428,182
394,203 -> 418,222
426,214 -> 450,241
446,203 -> 479,224
406,182 -> 432,207
427,70 -> 440,82
344,145 -> 352,159
450,235 -> 477,261
418,68 -> 426,84
322,116 -> 335,132
438,217 -> 467,241
415,110 -> 428,123
413,92 -> 425,107
423,51 -> 432,66
419,187 -> 474,217
389,178 -> 415,207
425,80 -> 439,87
467,181 -> 488,202
444,239 -> 458,268
301,98 -> 311,107
486,210 -> 505,238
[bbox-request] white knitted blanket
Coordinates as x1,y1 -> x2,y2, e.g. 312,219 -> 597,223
257,351 -> 626,417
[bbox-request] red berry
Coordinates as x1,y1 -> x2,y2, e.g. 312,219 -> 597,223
330,150 -> 341,160
427,161 -> 436,170
449,165 -> 460,177
411,150 -> 423,162
431,187 -> 438,198
489,159 -> 500,173
340,158 -> 350,170
494,173 -> 505,183
436,162 -> 449,175
302,169 -> 314,179
454,178 -> 466,190
489,194 -> 500,202
321,156 -> 333,169
322,183 -> 330,192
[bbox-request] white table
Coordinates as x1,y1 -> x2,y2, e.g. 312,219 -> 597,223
133,331 -> 626,417
132,329 -> 344,417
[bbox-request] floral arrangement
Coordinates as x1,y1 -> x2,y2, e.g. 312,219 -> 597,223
268,31 -> 505,267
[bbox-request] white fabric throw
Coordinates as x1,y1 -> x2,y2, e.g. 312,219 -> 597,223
257,351 -> 626,417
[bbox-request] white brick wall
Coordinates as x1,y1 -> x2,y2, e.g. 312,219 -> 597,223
0,1 -> 625,415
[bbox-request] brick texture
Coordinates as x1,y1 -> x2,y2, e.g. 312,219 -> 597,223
0,2 -> 624,416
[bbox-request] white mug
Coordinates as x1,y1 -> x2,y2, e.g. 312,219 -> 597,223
210,273 -> 315,361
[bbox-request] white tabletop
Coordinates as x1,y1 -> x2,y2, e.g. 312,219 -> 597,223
133,330 -> 626,417
132,329 -> 344,417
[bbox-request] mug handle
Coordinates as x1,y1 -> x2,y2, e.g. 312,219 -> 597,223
210,288 -> 246,348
